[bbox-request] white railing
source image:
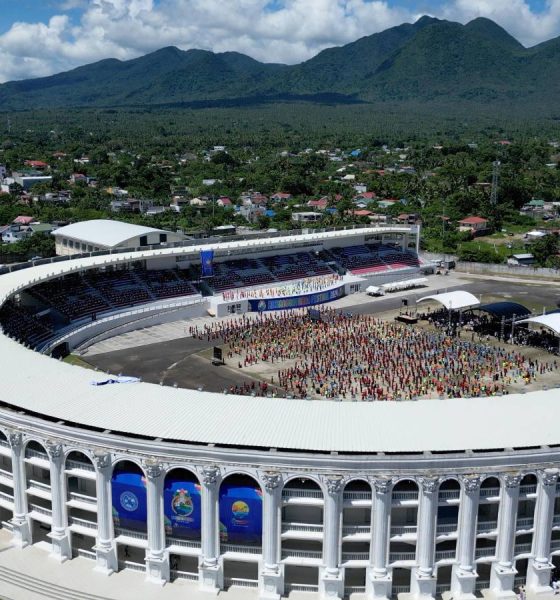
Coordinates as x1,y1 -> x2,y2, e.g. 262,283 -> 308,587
0,439 -> 9,448
345,586 -> 366,594
282,522 -> 323,533
166,537 -> 201,549
0,491 -> 14,503
516,517 -> 534,529
521,485 -> 537,495
435,549 -> 456,560
221,544 -> 262,555
478,520 -> 498,532
389,551 -> 416,562
551,539 -> 560,551
1,520 -> 14,531
475,547 -> 495,558
28,479 -> 51,492
392,491 -> 419,501
514,543 -> 532,555
224,577 -> 258,589
343,491 -> 371,501
392,585 -> 410,595
115,527 -> 147,540
480,487 -> 500,498
0,467 -> 13,480
342,552 -> 369,561
475,580 -> 490,591
437,523 -> 457,534
29,503 -> 52,517
342,525 -> 371,535
68,491 -> 97,505
69,516 -> 97,530
25,449 -> 48,461
285,583 -> 319,593
118,560 -> 145,573
282,489 -> 323,500
281,549 -> 322,559
439,490 -> 460,500
436,583 -> 451,594
170,569 -> 198,581
552,515 -> 560,526
76,548 -> 96,560
391,525 -> 417,536
66,459 -> 95,472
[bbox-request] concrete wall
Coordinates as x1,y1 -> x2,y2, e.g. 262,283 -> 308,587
456,261 -> 560,281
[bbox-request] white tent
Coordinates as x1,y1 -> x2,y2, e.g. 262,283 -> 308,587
517,314 -> 560,336
417,290 -> 480,311
526,230 -> 547,239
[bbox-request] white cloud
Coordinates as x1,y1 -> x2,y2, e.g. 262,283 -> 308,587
0,0 -> 559,83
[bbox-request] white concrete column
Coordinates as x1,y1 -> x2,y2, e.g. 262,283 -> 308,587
415,224 -> 421,255
368,477 -> 393,600
7,429 -> 30,547
412,476 -> 439,599
489,472 -> 521,600
452,474 -> 482,600
92,449 -> 117,575
144,458 -> 169,585
259,471 -> 283,600
199,465 -> 222,593
527,469 -> 559,597
320,475 -> 344,600
46,440 -> 71,562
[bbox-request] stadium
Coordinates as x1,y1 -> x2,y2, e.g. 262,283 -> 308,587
0,224 -> 560,600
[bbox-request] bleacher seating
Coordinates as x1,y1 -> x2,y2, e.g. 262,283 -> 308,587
0,300 -> 54,349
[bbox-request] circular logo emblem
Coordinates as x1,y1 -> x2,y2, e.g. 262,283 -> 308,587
120,491 -> 139,512
232,500 -> 250,519
257,300 -> 267,312
172,489 -> 194,517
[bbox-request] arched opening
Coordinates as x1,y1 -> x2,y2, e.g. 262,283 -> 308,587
0,430 -> 13,530
219,473 -> 262,589
24,440 -> 52,548
436,478 -> 459,589
341,479 -> 371,593
164,467 -> 200,581
65,451 -> 96,560
516,474 -> 537,547
111,460 -> 146,571
282,477 -> 323,593
389,479 -> 418,594
475,477 -> 500,562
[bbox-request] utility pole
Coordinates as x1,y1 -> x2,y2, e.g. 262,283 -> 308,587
490,160 -> 500,229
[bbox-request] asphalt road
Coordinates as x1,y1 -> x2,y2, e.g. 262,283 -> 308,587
82,276 -> 560,394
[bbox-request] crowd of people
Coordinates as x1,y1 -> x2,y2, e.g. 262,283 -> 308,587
221,274 -> 343,301
189,309 -> 558,400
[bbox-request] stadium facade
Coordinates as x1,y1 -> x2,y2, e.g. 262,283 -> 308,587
0,226 -> 559,600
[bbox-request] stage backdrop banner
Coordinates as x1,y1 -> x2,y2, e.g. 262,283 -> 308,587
248,285 -> 345,312
200,249 -> 214,277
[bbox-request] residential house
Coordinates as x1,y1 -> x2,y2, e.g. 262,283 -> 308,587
292,212 -> 322,223
458,216 -> 490,235
217,197 -> 233,208
270,192 -> 292,202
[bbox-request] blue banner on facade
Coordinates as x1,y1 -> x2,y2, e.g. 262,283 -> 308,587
248,285 -> 345,312
200,249 -> 214,277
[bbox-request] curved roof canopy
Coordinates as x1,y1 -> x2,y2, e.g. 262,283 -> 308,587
418,290 -> 480,311
518,314 -> 560,336
473,301 -> 530,320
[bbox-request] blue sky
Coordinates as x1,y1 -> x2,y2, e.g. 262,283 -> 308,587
0,0 -> 559,83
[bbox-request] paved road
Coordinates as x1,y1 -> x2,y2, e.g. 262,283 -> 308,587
81,274 -> 560,395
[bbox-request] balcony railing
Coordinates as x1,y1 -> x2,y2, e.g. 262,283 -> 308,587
25,449 -> 48,462
343,491 -> 371,501
0,467 -> 13,481
389,551 -> 416,562
516,517 -> 534,529
478,520 -> 498,532
552,515 -> 560,527
439,490 -> 460,500
342,551 -> 369,561
285,583 -> 319,593
550,539 -> 560,551
392,491 -> 419,501
282,489 -> 323,500
514,543 -> 532,555
69,516 -> 97,530
76,548 -> 96,560
480,487 -> 500,498
221,544 -> 262,555
224,577 -> 258,589
115,527 -> 147,540
345,586 -> 366,594
437,522 -> 458,534
0,439 -> 9,448
342,525 -> 371,535
0,490 -> 14,503
391,525 -> 417,536
282,522 -> 323,533
170,569 -> 198,581
435,549 -> 456,561
281,549 -> 322,559
166,537 -> 201,549
520,485 -> 537,495
68,491 -> 97,506
28,479 -> 51,492
118,560 -> 145,573
475,547 -> 495,558
66,459 -> 95,472
29,503 -> 52,517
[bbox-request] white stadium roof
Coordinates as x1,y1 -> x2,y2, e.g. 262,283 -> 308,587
52,219 -> 171,248
518,313 -> 560,336
418,290 -> 480,311
1,226 -> 559,454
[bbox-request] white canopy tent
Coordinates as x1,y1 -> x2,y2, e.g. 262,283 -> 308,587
417,290 -> 480,311
517,314 -> 560,335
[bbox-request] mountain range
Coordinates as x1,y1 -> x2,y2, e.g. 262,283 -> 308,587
1,16 -> 560,112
